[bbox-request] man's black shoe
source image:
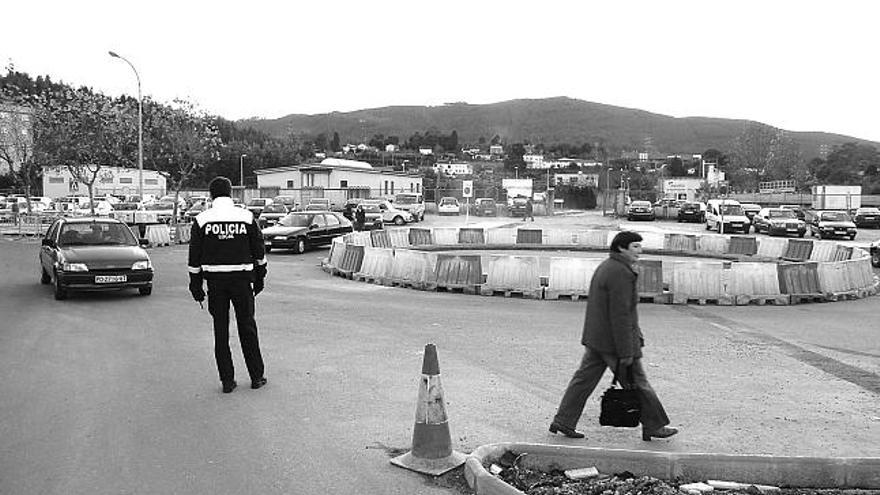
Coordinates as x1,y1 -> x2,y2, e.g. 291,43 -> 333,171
642,426 -> 678,441
549,422 -> 585,439
222,381 -> 237,393
251,377 -> 267,390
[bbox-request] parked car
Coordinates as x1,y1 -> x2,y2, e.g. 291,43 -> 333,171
474,198 -> 497,217
653,198 -> 679,208
261,211 -> 353,254
871,239 -> 880,268
143,201 -> 178,223
627,200 -> 655,221
306,198 -> 332,210
437,197 -> 461,216
355,204 -> 385,230
779,204 -> 807,221
111,202 -> 143,224
806,210 -> 857,240
508,197 -> 528,218
392,192 -> 426,221
360,199 -> 413,225
740,203 -> 762,223
73,200 -> 115,217
184,200 -> 210,221
705,199 -> 750,233
246,198 -> 274,218
38,217 -> 153,299
273,195 -> 300,211
256,203 -> 289,228
751,208 -> 806,237
677,202 -> 705,223
852,207 -> 880,229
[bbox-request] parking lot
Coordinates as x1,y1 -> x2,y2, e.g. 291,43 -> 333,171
1,210 -> 879,495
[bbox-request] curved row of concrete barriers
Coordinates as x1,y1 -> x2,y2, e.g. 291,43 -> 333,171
464,443 -> 880,493
322,227 -> 879,305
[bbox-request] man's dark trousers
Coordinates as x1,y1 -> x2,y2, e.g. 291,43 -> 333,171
207,278 -> 264,383
553,346 -> 669,432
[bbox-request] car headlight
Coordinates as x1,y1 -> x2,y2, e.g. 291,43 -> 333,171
132,260 -> 152,270
63,262 -> 89,272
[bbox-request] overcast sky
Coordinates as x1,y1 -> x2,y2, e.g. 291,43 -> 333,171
3,0 -> 879,143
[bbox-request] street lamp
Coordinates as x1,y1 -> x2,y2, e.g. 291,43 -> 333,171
240,154 -> 247,187
108,51 -> 143,199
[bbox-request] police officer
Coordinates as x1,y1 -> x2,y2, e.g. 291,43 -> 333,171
188,177 -> 268,393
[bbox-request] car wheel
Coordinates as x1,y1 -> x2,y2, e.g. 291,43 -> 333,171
139,286 -> 152,296
420,213 -> 425,221
393,216 -> 405,226
705,222 -> 711,231
872,251 -> 880,268
265,246 -> 272,253
40,266 -> 51,285
850,234 -> 856,240
292,237 -> 306,254
716,222 -> 722,232
53,272 -> 67,300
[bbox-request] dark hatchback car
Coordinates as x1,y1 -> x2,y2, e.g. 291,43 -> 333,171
256,203 -> 289,228
39,217 -> 154,300
852,207 -> 880,229
677,202 -> 704,223
261,211 -> 353,254
474,198 -> 497,217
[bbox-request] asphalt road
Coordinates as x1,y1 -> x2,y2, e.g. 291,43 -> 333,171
1,213 -> 878,495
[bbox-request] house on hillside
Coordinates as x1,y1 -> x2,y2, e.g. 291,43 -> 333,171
254,158 -> 422,207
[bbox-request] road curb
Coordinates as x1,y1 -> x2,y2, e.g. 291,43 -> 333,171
464,442 -> 880,494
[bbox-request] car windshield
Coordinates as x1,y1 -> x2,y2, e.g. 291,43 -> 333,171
719,205 -> 744,215
262,204 -> 286,213
59,222 -> 137,246
769,210 -> 795,219
394,195 -> 419,204
279,213 -> 315,227
114,203 -> 140,211
857,208 -> 880,214
362,205 -> 381,213
247,199 -> 269,206
821,212 -> 849,221
146,203 -> 174,210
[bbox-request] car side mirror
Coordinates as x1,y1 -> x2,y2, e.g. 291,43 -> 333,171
139,238 -> 149,246
41,238 -> 54,247
309,224 -> 318,230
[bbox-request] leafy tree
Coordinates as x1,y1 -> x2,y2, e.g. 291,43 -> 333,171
330,131 -> 341,152
667,156 -> 686,176
0,104 -> 38,212
503,143 -> 526,172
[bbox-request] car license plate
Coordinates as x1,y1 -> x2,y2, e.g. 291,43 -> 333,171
95,275 -> 126,283
264,241 -> 272,246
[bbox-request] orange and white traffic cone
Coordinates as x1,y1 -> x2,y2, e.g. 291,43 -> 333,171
391,343 -> 467,476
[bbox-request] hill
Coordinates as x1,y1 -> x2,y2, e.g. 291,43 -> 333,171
238,97 -> 877,159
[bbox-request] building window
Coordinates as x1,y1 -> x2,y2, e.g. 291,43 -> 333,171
384,181 -> 388,195
410,183 -> 414,192
287,180 -> 294,188
145,178 -> 158,185
416,183 -> 420,193
119,177 -> 133,184
340,180 -> 348,188
100,176 -> 113,183
49,177 -> 64,184
391,181 -> 395,194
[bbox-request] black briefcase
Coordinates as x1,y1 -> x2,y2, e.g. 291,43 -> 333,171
598,365 -> 641,428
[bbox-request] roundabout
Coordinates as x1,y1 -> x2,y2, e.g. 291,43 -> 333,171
322,225 -> 879,305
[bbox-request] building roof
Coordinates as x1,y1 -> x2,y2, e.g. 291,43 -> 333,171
320,158 -> 372,169
253,163 -> 415,178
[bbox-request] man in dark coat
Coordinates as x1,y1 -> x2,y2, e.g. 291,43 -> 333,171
354,205 -> 366,231
549,231 -> 677,441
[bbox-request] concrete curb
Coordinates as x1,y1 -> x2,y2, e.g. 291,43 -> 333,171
464,443 -> 880,494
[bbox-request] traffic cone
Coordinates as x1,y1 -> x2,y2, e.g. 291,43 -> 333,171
390,343 -> 467,476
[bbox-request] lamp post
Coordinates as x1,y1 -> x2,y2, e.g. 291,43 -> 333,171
108,51 -> 143,200
240,154 -> 247,187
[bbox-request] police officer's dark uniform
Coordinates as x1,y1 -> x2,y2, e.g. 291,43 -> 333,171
188,177 -> 268,393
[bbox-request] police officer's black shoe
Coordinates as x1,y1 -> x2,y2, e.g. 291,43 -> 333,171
222,380 -> 237,393
251,377 -> 267,390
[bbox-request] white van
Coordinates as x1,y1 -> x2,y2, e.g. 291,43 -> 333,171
705,199 -> 751,233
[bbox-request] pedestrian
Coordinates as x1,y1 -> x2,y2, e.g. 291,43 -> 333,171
523,198 -> 534,221
355,204 -> 366,231
188,176 -> 268,394
549,231 -> 678,441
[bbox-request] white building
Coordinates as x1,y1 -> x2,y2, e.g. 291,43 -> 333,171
433,162 -> 473,177
554,171 -> 599,187
254,158 -> 422,207
42,165 -> 167,199
523,154 -> 545,169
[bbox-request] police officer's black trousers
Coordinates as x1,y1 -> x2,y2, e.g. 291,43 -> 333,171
207,278 -> 265,383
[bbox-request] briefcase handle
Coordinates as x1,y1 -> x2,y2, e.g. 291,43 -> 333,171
611,360 -> 634,388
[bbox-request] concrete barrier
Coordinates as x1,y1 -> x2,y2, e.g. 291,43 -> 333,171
671,261 -> 732,304
336,244 -> 365,277
664,233 -> 697,252
545,257 -> 603,300
727,236 -> 758,256
579,230 -> 611,248
480,255 -> 542,298
545,229 -> 579,245
730,262 -> 786,305
145,224 -> 171,247
844,258 -> 875,291
434,254 -> 483,293
409,228 -> 434,246
458,227 -> 485,245
515,228 -> 542,244
696,235 -> 729,255
639,231 -> 665,251
636,259 -> 666,301
348,231 -> 372,247
389,249 -> 437,289
388,228 -> 411,248
327,238 -> 346,269
355,246 -> 394,283
817,260 -> 853,295
832,244 -> 854,262
485,228 -> 517,245
370,229 -> 392,248
809,240 -> 838,262
777,262 -> 822,300
433,227 -> 460,245
756,237 -> 788,258
783,238 -> 813,261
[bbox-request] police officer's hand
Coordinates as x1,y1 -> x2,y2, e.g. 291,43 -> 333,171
253,277 -> 264,296
189,273 -> 205,302
618,356 -> 634,368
